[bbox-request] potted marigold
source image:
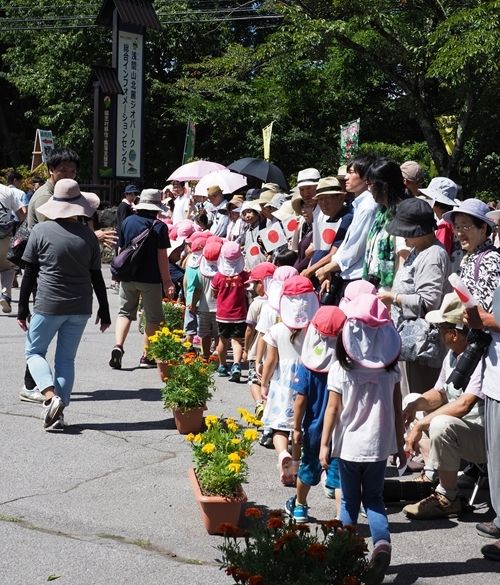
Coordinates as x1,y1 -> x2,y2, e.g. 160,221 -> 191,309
139,299 -> 185,334
162,353 -> 216,434
217,509 -> 368,585
186,408 -> 262,534
146,325 -> 192,381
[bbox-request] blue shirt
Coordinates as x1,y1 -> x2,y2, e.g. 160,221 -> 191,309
292,363 -> 329,448
333,191 -> 379,280
119,215 -> 170,283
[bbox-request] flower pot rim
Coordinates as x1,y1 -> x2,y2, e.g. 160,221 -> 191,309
188,467 -> 247,504
169,404 -> 207,414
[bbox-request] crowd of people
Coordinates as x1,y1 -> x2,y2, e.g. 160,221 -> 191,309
2,150 -> 500,583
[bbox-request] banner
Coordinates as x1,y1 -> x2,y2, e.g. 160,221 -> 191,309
259,223 -> 287,252
435,115 -> 456,155
115,30 -> 143,179
314,218 -> 342,251
182,120 -> 196,165
339,119 -> 360,165
262,121 -> 274,162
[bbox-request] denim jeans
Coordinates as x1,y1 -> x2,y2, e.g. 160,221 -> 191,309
25,313 -> 90,406
339,459 -> 390,545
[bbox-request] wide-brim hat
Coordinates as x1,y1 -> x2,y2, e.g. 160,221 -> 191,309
272,200 -> 297,222
443,198 -> 496,228
386,197 -> 436,238
256,190 -> 275,206
217,242 -> 245,276
419,177 -> 458,203
341,293 -> 401,368
338,279 -> 376,311
291,192 -> 304,215
267,266 -> 299,310
425,292 -> 465,327
301,306 -> 346,372
135,188 -> 165,212
313,176 -> 343,199
279,275 -> 319,329
37,178 -> 99,219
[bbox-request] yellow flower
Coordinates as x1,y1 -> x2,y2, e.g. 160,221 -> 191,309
161,326 -> 170,334
237,408 -> 252,423
193,433 -> 203,443
173,336 -> 182,343
227,422 -> 239,433
202,443 -> 216,454
185,433 -> 195,442
148,334 -> 159,343
250,417 -> 263,428
182,341 -> 192,348
228,463 -> 241,473
205,415 -> 218,428
228,452 -> 241,463
230,438 -> 241,445
244,429 -> 258,441
173,329 -> 184,335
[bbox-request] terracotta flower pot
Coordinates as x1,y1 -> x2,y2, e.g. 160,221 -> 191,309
172,406 -> 206,434
157,361 -> 173,381
188,468 -> 247,535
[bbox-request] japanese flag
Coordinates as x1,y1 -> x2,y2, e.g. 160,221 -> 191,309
259,224 -> 287,252
245,241 -> 266,269
317,218 -> 342,251
280,215 -> 300,239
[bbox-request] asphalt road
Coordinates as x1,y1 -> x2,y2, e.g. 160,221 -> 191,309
1,269 -> 499,584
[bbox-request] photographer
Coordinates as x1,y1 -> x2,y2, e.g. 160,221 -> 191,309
402,293 -> 486,520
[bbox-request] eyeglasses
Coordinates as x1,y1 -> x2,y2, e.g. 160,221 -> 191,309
452,224 -> 477,234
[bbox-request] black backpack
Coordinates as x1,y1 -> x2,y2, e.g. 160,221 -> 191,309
110,221 -> 157,282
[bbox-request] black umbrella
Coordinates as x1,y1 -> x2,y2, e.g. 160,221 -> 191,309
228,157 -> 289,191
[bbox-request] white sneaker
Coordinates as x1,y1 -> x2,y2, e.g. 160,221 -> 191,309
46,414 -> 65,431
20,386 -> 45,404
41,396 -> 65,429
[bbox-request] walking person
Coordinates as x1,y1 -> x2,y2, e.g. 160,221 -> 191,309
16,179 -> 111,430
320,294 -> 405,585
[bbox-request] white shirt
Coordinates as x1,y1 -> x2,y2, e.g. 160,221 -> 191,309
172,194 -> 192,225
483,331 -> 500,401
0,184 -> 24,214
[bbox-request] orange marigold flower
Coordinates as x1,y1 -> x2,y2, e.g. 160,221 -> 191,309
268,509 -> 283,518
294,523 -> 310,533
235,569 -> 251,581
244,507 -> 262,519
267,517 -> 284,530
281,531 -> 297,543
219,523 -> 239,536
306,543 -> 327,561
248,575 -> 264,585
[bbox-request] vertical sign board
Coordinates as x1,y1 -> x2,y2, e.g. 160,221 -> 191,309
115,30 -> 143,179
31,129 -> 55,170
99,95 -> 114,178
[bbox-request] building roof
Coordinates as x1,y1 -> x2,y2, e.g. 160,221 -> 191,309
96,0 -> 161,30
90,65 -> 123,95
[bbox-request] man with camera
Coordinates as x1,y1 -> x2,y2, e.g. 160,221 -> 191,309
401,292 -> 486,520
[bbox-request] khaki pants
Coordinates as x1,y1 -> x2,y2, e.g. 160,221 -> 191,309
0,236 -> 16,296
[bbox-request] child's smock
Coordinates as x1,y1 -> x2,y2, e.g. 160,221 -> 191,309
262,322 -> 305,432
327,360 -> 400,462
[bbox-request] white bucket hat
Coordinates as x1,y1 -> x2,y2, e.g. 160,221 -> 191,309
419,177 -> 458,207
442,198 -> 496,228
135,188 -> 166,212
37,179 -> 99,220
267,265 -> 299,310
279,275 -> 319,330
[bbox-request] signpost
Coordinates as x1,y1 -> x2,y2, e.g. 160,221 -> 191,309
31,129 -> 54,170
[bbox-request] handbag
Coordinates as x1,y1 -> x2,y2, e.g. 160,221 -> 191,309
6,220 -> 30,267
396,315 -> 444,367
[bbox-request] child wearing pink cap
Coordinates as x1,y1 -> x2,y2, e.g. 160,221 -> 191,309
320,294 -> 405,585
260,275 -> 319,486
211,241 -> 249,380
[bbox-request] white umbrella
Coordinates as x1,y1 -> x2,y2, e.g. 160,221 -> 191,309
167,160 -> 225,182
195,169 -> 247,196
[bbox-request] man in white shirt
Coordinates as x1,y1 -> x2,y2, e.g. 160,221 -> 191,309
205,185 -> 229,237
402,293 -> 486,520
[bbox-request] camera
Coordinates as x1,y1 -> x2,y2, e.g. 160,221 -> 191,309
446,329 -> 491,391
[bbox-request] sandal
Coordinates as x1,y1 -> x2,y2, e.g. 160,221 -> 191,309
278,451 -> 295,486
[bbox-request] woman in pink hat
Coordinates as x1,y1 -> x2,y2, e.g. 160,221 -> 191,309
260,275 -> 319,486
320,294 -> 405,585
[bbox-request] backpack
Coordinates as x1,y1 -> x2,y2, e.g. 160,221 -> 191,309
110,220 -> 157,281
0,200 -> 16,239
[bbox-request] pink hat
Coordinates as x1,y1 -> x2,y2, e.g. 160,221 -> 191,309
169,227 -> 178,240
187,230 -> 210,244
267,265 -> 299,310
301,306 -> 346,372
279,275 -> 319,330
190,238 -> 205,253
342,294 -> 401,368
176,219 -> 195,239
339,280 -> 377,311
203,240 -> 223,262
217,241 -> 245,276
248,262 -> 277,283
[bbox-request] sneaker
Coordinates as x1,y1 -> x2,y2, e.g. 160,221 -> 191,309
259,428 -> 274,448
285,495 -> 296,517
293,502 -> 309,523
19,386 -> 44,403
0,293 -> 12,313
403,491 -> 462,519
46,414 -> 65,431
217,365 -> 229,377
41,396 -> 65,429
229,363 -> 241,382
254,402 -> 264,420
109,346 -> 124,369
366,542 -> 391,585
139,354 -> 156,368
481,540 -> 500,561
477,521 -> 500,539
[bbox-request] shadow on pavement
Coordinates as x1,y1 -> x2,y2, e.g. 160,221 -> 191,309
71,388 -> 162,402
388,558 -> 500,583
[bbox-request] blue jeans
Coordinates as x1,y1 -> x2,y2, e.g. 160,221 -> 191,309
339,459 -> 389,545
25,313 -> 90,406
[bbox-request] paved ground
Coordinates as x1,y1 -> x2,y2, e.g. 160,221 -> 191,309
1,269 -> 499,584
